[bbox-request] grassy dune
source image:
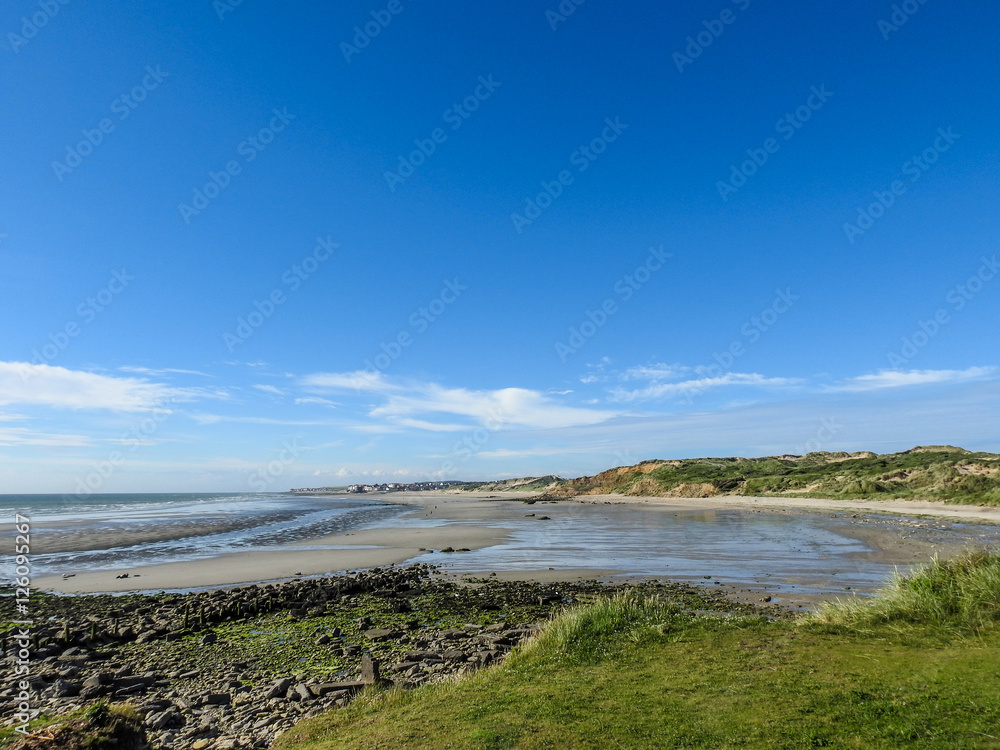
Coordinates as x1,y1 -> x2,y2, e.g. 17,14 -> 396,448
274,552 -> 1000,749
469,446 -> 1000,505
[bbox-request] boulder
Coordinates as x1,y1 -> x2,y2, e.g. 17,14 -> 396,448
265,678 -> 293,700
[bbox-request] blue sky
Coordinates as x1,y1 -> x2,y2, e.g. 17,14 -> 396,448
2,0 -> 998,494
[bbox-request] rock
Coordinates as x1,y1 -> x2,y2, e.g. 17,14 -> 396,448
148,708 -> 180,730
200,633 -> 218,645
441,649 -> 467,661
82,674 -> 107,690
361,654 -> 381,684
204,692 -> 231,705
293,683 -> 313,701
51,679 -> 80,697
363,628 -> 398,642
265,678 -> 293,700
192,740 -> 212,750
315,634 -> 331,645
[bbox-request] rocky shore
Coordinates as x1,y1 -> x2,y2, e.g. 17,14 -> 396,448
1,565 -> 776,749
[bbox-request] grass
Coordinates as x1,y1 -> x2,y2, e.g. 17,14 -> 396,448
809,550 -> 1000,633
273,554 -> 1000,750
1,702 -> 146,750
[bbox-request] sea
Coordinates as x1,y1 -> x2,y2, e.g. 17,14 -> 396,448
2,492 -> 409,579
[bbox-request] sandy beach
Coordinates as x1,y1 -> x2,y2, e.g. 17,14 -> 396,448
33,491 -> 1000,599
569,492 -> 1000,524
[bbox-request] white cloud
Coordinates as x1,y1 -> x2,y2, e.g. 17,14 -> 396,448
119,366 -> 210,377
370,384 -> 617,429
0,427 -> 92,447
0,362 -> 182,411
189,413 -> 338,426
612,372 -> 800,402
301,370 -> 397,393
830,367 -> 998,392
253,384 -> 286,396
294,396 -> 338,408
621,363 -> 690,381
301,371 -> 619,430
394,418 -> 470,432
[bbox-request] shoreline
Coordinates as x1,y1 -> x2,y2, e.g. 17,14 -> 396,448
559,491 -> 1000,523
33,491 -> 1000,598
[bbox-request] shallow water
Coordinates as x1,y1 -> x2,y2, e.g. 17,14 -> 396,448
382,503 -> 899,596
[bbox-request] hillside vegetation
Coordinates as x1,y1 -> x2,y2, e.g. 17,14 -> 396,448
467,446 -> 1000,505
274,552 -> 1000,750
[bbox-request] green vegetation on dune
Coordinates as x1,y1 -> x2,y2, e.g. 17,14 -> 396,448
274,553 -> 1000,750
540,445 -> 1000,504
811,551 -> 1000,633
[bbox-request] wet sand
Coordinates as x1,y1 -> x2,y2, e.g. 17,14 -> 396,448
34,491 -> 1000,604
35,523 -> 507,594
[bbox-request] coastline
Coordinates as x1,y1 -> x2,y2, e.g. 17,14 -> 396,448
33,490 -> 1000,597
562,491 -> 1000,524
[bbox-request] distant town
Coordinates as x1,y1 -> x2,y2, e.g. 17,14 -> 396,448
288,481 -> 468,494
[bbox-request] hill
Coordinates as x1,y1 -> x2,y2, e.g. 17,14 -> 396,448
468,446 -> 1000,505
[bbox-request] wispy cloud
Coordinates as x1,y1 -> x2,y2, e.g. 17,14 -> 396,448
189,413 -> 339,426
829,367 -> 998,392
294,396 -> 338,409
621,363 -> 691,381
301,370 -> 397,393
612,371 -> 800,402
0,362 -> 187,411
0,427 -> 92,447
253,384 -> 286,396
302,371 -> 619,430
119,366 -> 211,377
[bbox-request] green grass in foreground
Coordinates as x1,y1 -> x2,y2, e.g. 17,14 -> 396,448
811,551 -> 1000,633
274,552 -> 1000,750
